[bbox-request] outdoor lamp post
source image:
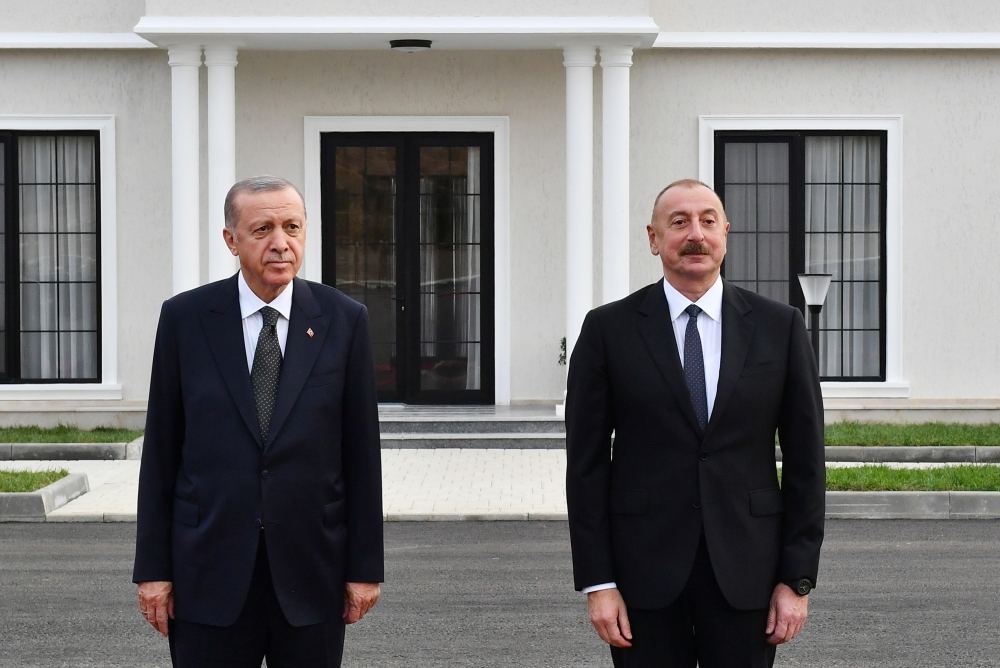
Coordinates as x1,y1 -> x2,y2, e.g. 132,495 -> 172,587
797,273 -> 833,366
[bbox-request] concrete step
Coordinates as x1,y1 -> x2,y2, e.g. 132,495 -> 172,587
378,418 -> 565,434
380,433 -> 564,449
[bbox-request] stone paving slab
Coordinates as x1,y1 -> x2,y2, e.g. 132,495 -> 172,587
2,453 -> 999,522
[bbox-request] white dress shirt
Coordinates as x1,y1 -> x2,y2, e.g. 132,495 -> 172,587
581,275 -> 725,595
238,271 -> 293,372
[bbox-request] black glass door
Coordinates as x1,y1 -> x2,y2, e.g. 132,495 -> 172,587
320,132 -> 494,404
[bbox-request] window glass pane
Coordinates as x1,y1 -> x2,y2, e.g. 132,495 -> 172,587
20,332 -> 57,379
58,283 -> 98,330
59,331 -> 97,379
805,184 -> 841,233
19,233 -> 58,282
724,233 -> 755,281
15,133 -> 100,382
757,185 -> 788,233
725,184 -> 757,233
804,137 -> 842,182
724,144 -> 756,182
756,143 -> 788,183
757,234 -> 788,281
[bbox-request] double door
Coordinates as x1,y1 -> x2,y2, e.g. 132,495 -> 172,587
320,132 -> 494,403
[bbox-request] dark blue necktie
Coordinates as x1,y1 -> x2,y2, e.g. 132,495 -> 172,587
683,304 -> 708,430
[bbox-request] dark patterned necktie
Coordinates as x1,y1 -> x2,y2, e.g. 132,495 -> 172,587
251,306 -> 282,440
683,304 -> 709,430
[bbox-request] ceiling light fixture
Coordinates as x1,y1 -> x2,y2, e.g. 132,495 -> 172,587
389,39 -> 432,53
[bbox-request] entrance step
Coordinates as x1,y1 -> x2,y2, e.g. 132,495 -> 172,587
380,432 -> 564,449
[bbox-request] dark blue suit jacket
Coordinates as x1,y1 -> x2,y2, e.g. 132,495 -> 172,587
133,275 -> 383,627
566,280 -> 825,610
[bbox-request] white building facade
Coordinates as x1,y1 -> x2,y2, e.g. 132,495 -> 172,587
2,0 -> 999,425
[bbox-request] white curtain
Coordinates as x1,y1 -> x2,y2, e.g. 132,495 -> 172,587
18,135 -> 98,380
804,136 -> 881,378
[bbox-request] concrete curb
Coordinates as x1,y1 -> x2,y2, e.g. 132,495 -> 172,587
826,491 -> 1000,519
6,441 -> 1000,460
0,473 -> 90,521
0,443 -> 127,461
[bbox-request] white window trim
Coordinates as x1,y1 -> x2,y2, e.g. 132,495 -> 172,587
0,115 -> 121,400
303,115 -> 511,405
698,115 -> 907,399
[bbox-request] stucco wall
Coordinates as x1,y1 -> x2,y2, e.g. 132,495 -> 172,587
0,0 -> 144,33
652,0 -> 1000,32
143,0 -> 650,18
234,50 -> 569,401
0,49 -> 171,401
630,48 -> 1000,399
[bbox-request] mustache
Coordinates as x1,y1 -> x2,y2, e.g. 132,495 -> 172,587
679,242 -> 710,256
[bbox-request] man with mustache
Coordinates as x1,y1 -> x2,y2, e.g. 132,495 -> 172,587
566,179 -> 825,667
134,176 -> 383,666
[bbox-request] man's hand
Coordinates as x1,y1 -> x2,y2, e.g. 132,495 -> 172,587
766,582 -> 808,645
343,582 -> 380,624
137,581 -> 174,637
587,588 -> 633,648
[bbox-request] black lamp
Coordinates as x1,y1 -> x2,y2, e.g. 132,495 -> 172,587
797,273 -> 833,365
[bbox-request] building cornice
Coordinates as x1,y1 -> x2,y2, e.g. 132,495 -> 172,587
654,31 -> 1000,50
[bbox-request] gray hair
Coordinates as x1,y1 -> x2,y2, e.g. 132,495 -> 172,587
224,175 -> 306,230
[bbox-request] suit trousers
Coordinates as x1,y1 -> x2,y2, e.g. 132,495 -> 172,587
168,535 -> 346,668
610,534 -> 776,668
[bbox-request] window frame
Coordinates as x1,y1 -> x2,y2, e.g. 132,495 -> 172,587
0,116 -> 119,399
713,129 -> 888,382
698,115 -> 907,397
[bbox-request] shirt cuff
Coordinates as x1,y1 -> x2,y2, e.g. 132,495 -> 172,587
582,582 -> 618,594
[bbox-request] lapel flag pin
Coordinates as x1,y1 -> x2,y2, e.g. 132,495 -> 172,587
306,327 -> 315,338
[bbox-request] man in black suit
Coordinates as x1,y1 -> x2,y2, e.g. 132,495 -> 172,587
566,179 -> 825,667
133,176 -> 383,667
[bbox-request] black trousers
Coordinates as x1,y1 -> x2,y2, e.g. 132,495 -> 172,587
168,536 -> 345,668
610,536 -> 776,668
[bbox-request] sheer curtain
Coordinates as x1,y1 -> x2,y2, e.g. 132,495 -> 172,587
804,136 -> 881,378
19,135 -> 99,380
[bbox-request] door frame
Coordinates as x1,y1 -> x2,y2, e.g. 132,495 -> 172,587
304,116 -> 511,404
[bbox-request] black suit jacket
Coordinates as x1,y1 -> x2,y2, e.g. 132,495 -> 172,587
565,279 -> 824,610
133,275 -> 383,627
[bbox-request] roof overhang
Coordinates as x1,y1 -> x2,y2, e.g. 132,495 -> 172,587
133,15 -> 659,50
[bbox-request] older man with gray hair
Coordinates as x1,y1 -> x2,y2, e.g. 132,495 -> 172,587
134,175 -> 383,667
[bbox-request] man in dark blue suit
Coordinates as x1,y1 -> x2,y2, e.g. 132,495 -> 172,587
566,179 -> 824,667
133,176 -> 383,667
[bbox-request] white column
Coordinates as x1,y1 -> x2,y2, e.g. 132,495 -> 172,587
600,46 -> 633,303
563,46 -> 596,366
205,45 -> 239,282
168,45 -> 202,294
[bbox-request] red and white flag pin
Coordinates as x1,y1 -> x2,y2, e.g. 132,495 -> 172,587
306,327 -> 315,338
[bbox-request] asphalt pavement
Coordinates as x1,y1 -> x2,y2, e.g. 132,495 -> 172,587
1,520 -> 998,667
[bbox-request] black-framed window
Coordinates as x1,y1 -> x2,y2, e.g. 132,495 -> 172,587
715,131 -> 886,381
1,130 -> 101,383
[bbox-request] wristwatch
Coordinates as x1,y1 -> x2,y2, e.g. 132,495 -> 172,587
784,578 -> 814,596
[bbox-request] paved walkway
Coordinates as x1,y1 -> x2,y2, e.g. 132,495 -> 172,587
4,452 -> 1000,521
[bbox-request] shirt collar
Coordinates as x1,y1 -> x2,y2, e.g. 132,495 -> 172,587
237,271 -> 294,322
662,274 -> 724,323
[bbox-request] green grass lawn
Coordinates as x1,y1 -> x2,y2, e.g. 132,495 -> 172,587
0,426 -> 142,443
823,422 -> 1000,446
825,465 -> 1000,491
0,469 -> 69,493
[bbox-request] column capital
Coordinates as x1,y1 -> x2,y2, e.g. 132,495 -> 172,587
204,45 -> 239,68
599,45 -> 634,68
562,45 -> 597,68
167,45 -> 203,68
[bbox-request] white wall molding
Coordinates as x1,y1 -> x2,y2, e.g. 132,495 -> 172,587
698,115 -> 907,397
0,114 -> 121,400
655,32 -> 1000,50
0,33 -> 155,49
303,116 -> 512,404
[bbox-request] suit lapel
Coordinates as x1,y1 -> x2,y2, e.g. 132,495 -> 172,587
705,282 -> 754,438
264,278 -> 330,450
636,279 -> 703,435
201,275 -> 262,446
